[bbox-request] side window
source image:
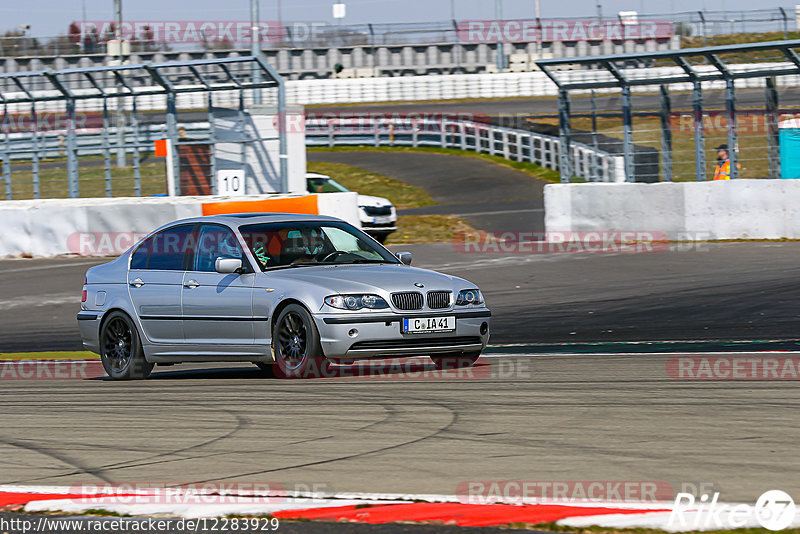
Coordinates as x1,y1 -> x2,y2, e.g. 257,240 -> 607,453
146,225 -> 194,271
192,225 -> 245,272
130,236 -> 152,270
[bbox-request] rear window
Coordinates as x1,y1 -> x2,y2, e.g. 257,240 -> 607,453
130,224 -> 195,271
130,237 -> 151,269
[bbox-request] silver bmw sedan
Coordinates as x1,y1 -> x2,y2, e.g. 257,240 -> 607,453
77,214 -> 491,379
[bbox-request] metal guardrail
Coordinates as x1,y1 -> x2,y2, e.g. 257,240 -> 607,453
0,118 -> 621,200
1,122 -> 210,161
305,118 -> 622,183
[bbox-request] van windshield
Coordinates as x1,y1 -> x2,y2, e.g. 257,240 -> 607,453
306,176 -> 350,194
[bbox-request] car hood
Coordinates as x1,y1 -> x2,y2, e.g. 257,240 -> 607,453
358,194 -> 393,208
261,264 -> 469,294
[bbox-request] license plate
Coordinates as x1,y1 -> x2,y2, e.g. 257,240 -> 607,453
402,316 -> 455,334
372,216 -> 393,225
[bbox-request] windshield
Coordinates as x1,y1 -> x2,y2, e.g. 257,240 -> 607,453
306,176 -> 351,193
239,221 -> 398,270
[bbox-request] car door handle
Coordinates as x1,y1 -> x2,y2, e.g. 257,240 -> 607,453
129,277 -> 144,288
184,279 -> 199,289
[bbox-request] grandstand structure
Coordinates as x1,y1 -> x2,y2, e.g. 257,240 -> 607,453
0,20 -> 679,79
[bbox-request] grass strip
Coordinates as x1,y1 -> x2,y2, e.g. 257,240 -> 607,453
308,145 -> 562,183
0,351 -> 99,361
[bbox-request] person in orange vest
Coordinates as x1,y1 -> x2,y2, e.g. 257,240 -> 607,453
713,144 -> 732,180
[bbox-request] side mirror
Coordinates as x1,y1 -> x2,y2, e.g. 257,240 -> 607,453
395,252 -> 412,265
215,257 -> 243,274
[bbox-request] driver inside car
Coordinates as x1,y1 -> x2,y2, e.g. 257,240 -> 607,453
282,229 -> 326,265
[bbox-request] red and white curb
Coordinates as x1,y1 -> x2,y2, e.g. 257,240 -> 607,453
1,486 -> 798,531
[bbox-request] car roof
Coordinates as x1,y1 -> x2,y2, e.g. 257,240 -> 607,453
159,213 -> 343,229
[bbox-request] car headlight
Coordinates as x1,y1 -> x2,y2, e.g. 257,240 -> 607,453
456,289 -> 483,306
325,294 -> 389,310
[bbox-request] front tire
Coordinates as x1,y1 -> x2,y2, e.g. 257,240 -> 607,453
430,351 -> 481,371
100,311 -> 153,380
272,304 -> 330,379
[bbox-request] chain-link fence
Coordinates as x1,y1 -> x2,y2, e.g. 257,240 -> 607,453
0,56 -> 288,200
537,40 -> 800,182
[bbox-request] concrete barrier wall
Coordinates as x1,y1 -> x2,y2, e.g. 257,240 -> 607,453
545,180 -> 800,240
0,192 -> 360,258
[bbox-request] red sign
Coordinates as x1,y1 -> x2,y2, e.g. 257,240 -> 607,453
154,139 -> 168,158
457,19 -> 674,43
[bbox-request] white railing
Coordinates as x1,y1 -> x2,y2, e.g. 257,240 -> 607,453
0,117 -> 621,201
305,117 -> 623,182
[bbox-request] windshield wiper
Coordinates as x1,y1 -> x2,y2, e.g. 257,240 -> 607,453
264,263 -> 320,271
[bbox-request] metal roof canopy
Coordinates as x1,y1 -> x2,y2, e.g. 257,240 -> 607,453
0,55 -> 282,104
535,40 -> 800,184
535,40 -> 800,90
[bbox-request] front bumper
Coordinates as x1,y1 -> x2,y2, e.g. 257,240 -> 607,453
314,309 -> 491,360
362,224 -> 397,234
76,311 -> 101,354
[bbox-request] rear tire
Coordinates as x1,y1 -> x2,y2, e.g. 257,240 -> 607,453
100,311 -> 153,380
272,304 -> 331,379
430,351 -> 481,371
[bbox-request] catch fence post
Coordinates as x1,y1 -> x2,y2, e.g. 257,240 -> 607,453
557,88 -> 572,182
660,85 -> 673,182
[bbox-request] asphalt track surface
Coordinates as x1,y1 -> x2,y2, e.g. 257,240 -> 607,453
308,151 -> 545,234
2,117 -> 800,524
1,351 -> 799,503
307,87 -> 800,119
2,241 -> 800,352
161,88 -> 800,123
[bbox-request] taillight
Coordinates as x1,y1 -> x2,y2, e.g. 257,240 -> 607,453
81,277 -> 87,303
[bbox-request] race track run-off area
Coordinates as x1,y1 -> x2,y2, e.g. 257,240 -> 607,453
2,151 -> 800,531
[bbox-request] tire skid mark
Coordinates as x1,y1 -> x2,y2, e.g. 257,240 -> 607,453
5,398 -> 396,484
75,400 -> 398,476
0,437 -> 113,484
186,396 -> 457,484
2,410 -> 250,485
